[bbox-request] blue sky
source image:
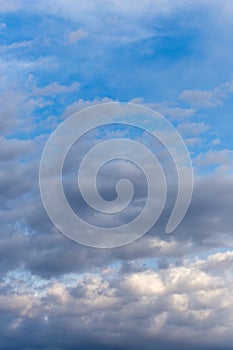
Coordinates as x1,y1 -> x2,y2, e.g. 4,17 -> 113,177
1,1 -> 233,349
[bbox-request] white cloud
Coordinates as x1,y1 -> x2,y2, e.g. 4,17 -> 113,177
28,0 -> 213,21
0,40 -> 32,52
122,270 -> 165,296
184,137 -> 201,147
33,81 -> 80,96
179,89 -> 222,108
177,122 -> 209,136
62,97 -> 114,118
145,101 -> 196,121
67,28 -> 88,44
1,250 -> 233,348
211,138 -> 221,146
0,0 -> 21,13
195,149 -> 233,167
0,22 -> 6,29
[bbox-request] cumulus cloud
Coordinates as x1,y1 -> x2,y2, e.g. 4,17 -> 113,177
179,76 -> 233,110
1,251 -> 233,349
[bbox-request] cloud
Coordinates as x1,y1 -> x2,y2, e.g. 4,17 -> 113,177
67,28 -> 88,44
1,2 -> 233,348
183,137 -> 201,147
0,92 -> 232,279
0,251 -> 233,349
33,82 -> 80,96
194,149 -> 233,167
64,97 -> 196,122
0,56 -> 60,135
1,158 -> 233,278
145,102 -> 196,121
0,40 -> 32,53
177,122 -> 209,136
211,138 -> 221,146
179,76 -> 233,109
0,137 -> 35,158
62,97 -> 114,118
28,0 -> 223,22
0,22 -> 6,29
179,89 -> 222,108
122,270 -> 165,296
0,0 -> 21,12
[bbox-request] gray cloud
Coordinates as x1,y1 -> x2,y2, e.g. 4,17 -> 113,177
0,251 -> 233,349
1,158 -> 233,279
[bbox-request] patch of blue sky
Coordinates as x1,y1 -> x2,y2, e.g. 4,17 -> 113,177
0,10 -> 200,100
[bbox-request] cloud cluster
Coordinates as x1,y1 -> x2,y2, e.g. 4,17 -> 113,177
1,251 -> 233,349
1,1 -> 233,348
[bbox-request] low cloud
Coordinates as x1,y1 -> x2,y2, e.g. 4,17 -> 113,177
1,251 -> 233,349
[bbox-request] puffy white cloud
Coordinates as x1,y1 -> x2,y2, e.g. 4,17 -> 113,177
122,270 -> 165,296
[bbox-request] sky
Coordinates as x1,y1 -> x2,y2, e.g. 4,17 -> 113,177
1,0 -> 233,349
